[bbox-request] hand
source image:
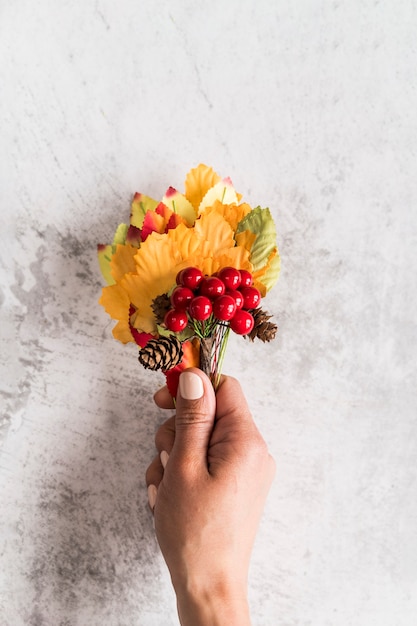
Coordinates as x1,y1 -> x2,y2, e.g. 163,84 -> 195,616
146,368 -> 275,626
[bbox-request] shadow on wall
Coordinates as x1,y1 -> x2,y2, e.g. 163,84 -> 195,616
9,222 -> 174,624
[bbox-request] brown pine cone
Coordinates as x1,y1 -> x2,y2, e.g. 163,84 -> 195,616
246,308 -> 278,342
138,336 -> 183,371
151,293 -> 171,324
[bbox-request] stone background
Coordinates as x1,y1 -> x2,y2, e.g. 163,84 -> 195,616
1,1 -> 416,624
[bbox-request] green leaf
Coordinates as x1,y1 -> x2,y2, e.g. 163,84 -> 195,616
97,244 -> 115,285
236,207 -> 280,291
236,206 -> 276,269
130,193 -> 159,228
112,223 -> 129,247
157,324 -> 195,342
162,188 -> 197,226
259,250 -> 281,292
97,223 -> 128,286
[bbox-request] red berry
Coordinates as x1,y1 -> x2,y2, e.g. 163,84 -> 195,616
226,288 -> 244,310
218,267 -> 241,290
240,286 -> 261,309
229,310 -> 254,335
178,266 -> 204,290
171,286 -> 194,310
239,269 -> 253,287
212,295 -> 237,321
175,269 -> 184,285
164,309 -> 189,332
199,276 -> 225,299
189,296 -> 212,321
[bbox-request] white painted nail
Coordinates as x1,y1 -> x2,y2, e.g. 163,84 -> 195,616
179,371 -> 204,400
147,484 -> 157,511
160,450 -> 169,469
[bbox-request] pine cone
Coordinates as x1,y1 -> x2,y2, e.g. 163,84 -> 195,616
246,308 -> 278,342
151,293 -> 171,324
138,336 -> 183,371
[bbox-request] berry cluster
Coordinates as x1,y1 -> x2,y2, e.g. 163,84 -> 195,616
164,266 -> 262,336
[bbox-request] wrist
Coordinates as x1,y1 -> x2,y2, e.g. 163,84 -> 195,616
174,574 -> 251,626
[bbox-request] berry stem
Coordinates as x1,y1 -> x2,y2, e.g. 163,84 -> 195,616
214,326 -> 230,389
199,336 -> 214,379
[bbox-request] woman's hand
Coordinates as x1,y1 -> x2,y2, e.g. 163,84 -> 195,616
146,368 -> 275,626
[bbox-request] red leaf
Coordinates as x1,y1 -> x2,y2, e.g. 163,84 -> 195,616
130,326 -> 154,348
141,210 -> 165,241
163,339 -> 200,398
125,225 -> 141,247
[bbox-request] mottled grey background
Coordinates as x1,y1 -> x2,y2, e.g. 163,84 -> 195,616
1,1 -> 416,625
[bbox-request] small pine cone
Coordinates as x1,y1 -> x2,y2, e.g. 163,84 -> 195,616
246,308 -> 278,343
138,336 -> 183,371
151,293 -> 171,324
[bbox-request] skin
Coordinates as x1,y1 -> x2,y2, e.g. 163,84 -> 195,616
146,368 -> 276,626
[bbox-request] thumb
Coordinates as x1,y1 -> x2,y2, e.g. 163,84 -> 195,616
171,368 -> 216,466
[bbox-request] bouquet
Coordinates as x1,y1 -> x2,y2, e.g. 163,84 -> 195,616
98,164 -> 280,397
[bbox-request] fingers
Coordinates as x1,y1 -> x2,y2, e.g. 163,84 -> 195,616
154,385 -> 175,409
171,368 -> 216,468
145,450 -> 171,512
154,375 -> 253,424
214,375 -> 254,426
146,454 -> 164,488
155,415 -> 176,454
207,375 -> 272,480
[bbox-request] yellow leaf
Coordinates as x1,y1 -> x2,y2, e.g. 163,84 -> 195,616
166,223 -> 213,259
204,201 -> 252,232
235,229 -> 257,252
199,179 -> 238,213
121,274 -> 159,333
213,247 -> 253,271
189,248 -> 252,277
112,320 -> 135,344
184,164 -> 221,210
125,234 -> 184,332
99,284 -> 130,321
194,211 -> 234,255
110,244 -> 138,282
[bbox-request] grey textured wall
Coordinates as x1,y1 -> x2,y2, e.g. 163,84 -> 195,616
1,1 -> 416,624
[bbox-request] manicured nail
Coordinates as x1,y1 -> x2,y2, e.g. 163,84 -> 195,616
160,450 -> 169,469
147,484 -> 157,510
179,371 -> 204,400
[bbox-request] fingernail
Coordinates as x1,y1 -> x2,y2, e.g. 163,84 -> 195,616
179,371 -> 204,400
147,484 -> 157,510
160,450 -> 169,469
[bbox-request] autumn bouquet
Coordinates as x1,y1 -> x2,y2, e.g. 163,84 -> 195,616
98,164 -> 280,397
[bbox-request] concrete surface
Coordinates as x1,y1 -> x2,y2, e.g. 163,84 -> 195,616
1,1 -> 416,624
